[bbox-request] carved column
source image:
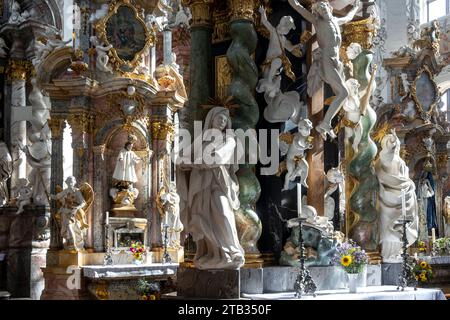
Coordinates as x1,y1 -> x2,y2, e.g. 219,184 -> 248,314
182,0 -> 214,129
67,112 -> 91,183
150,118 -> 174,249
6,59 -> 29,189
92,144 -> 106,252
47,116 -> 66,250
226,0 -> 263,268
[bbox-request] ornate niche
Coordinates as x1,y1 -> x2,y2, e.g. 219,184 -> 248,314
411,66 -> 440,122
95,0 -> 156,72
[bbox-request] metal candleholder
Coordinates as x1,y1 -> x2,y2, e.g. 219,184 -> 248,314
397,217 -> 417,291
288,217 -> 317,298
162,223 -> 172,264
103,223 -> 113,266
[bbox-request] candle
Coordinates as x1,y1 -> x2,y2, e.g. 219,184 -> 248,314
105,211 -> 109,225
432,228 -> 436,243
297,183 -> 302,218
401,188 -> 406,219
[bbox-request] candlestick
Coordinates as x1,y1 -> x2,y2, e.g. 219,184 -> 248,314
297,183 -> 302,218
105,211 -> 109,225
431,228 -> 436,243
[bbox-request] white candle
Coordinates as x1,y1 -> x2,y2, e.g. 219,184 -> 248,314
105,211 -> 109,225
432,228 -> 436,243
401,188 -> 406,219
297,183 -> 302,218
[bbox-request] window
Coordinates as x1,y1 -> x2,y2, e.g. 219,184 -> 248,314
426,0 -> 450,22
440,89 -> 450,121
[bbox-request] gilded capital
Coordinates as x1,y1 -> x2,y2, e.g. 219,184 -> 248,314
228,0 -> 256,22
151,121 -> 175,141
6,59 -> 32,81
93,144 -> 107,155
182,0 -> 214,27
341,17 -> 378,51
48,117 -> 66,138
67,112 -> 94,134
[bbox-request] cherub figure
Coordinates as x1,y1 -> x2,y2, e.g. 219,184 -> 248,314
33,36 -> 71,68
342,78 -> 363,152
282,119 -> 314,191
90,36 -> 113,74
257,5 -> 302,96
324,167 -> 344,221
288,0 -> 361,140
15,178 -> 32,214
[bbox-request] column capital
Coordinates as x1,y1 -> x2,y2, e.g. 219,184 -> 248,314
48,117 -> 66,138
150,120 -> 175,142
182,0 -> 214,27
67,112 -> 94,134
6,59 -> 33,81
228,0 -> 257,23
92,144 -> 107,156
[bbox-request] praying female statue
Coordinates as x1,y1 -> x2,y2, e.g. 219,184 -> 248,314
178,107 -> 245,270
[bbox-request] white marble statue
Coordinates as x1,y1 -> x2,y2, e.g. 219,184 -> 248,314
15,178 -> 32,214
375,130 -> 419,263
90,36 -> 113,74
113,139 -> 142,184
343,78 -> 363,152
281,119 -> 313,191
50,176 -> 92,251
160,182 -> 184,248
296,195 -> 334,237
9,0 -> 30,24
0,37 -> 9,58
324,167 -> 344,221
29,78 -> 51,131
418,176 -> 434,241
0,142 -> 13,206
178,107 -> 245,270
400,73 -> 410,100
32,36 -> 71,68
174,3 -> 191,27
288,0 -> 362,140
423,136 -> 434,153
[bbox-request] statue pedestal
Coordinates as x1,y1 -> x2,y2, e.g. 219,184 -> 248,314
152,247 -> 184,263
177,267 -> 240,299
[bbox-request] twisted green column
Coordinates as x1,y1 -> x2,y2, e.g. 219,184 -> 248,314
348,50 -> 379,257
226,5 -> 263,267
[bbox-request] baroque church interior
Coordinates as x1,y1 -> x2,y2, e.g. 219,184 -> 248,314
1,0 -> 450,302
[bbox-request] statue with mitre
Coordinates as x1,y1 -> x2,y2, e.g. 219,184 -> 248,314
110,134 -> 142,211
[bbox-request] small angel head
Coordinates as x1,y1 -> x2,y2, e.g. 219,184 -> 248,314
65,176 -> 77,188
298,118 -> 313,136
312,1 -> 333,20
346,43 -> 362,60
277,16 -> 295,35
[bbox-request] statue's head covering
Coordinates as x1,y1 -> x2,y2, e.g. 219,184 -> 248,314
203,106 -> 232,132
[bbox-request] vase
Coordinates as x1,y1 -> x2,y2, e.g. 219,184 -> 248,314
134,259 -> 143,265
347,273 -> 359,293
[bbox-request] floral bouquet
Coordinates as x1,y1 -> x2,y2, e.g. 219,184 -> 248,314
137,279 -> 160,301
413,260 -> 433,283
130,242 -> 146,262
417,240 -> 427,253
433,237 -> 450,255
332,240 -> 368,274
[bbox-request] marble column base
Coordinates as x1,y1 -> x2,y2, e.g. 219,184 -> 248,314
40,266 -> 90,300
177,267 -> 240,299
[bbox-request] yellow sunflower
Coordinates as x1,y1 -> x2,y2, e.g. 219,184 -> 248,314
420,261 -> 428,269
419,273 -> 427,282
341,255 -> 352,267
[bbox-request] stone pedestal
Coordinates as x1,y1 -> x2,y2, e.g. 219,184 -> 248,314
40,266 -> 91,300
381,263 -> 402,285
240,268 -> 263,294
177,267 -> 240,299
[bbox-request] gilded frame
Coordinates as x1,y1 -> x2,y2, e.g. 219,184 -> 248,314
411,65 -> 440,121
95,0 -> 156,72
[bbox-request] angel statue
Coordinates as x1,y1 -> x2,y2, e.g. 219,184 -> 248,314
50,176 -> 94,251
0,37 -> 9,58
14,178 -> 32,214
324,167 -> 344,221
90,36 -> 113,74
280,119 -> 314,191
0,141 -> 13,206
288,0 -> 362,140
32,35 -> 71,69
158,182 -> 184,248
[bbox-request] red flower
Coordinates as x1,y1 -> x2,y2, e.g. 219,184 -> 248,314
139,248 -> 143,253
131,248 -> 136,253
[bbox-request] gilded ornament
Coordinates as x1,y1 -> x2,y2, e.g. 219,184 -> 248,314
6,59 -> 32,81
47,117 -> 66,138
410,66 -> 440,122
68,112 -> 94,134
151,121 -> 174,141
228,0 -> 256,22
182,0 -> 214,27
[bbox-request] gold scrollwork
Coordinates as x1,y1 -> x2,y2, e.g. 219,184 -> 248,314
437,153 -> 449,168
182,0 -> 214,27
94,0 -> 156,73
410,65 -> 440,122
67,112 -> 94,134
104,90 -> 146,130
228,0 -> 256,22
341,17 -> 377,63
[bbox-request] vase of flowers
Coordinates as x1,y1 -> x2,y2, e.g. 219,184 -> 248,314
332,240 -> 369,293
130,242 -> 146,265
433,237 -> 450,256
137,279 -> 161,301
413,260 -> 433,284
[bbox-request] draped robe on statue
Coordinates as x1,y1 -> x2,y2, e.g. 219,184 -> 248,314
113,148 -> 140,183
178,107 -> 245,270
375,136 -> 419,263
